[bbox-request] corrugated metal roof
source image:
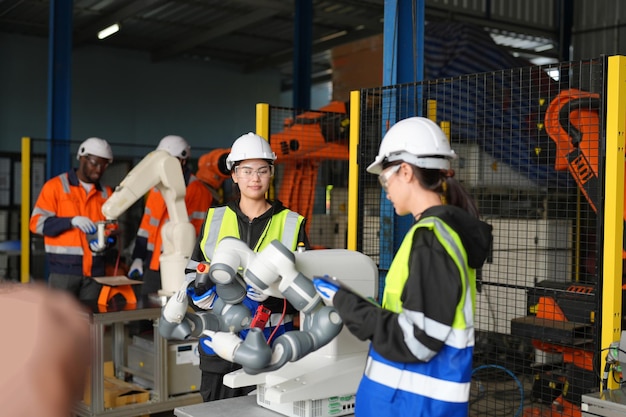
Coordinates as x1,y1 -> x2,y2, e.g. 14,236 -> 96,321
0,0 -> 562,89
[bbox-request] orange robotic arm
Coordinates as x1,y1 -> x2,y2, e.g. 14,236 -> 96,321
544,88 -> 626,256
270,101 -> 350,223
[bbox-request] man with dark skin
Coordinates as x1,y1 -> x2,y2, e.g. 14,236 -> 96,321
30,137 -> 116,302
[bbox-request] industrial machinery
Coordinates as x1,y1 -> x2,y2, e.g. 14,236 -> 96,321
513,88 -> 624,417
100,149 -> 196,295
545,88 -> 626,257
269,101 -> 349,224
159,237 -> 378,417
195,148 -> 231,204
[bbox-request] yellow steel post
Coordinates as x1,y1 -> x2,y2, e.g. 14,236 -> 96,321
255,103 -> 272,199
603,55 -> 626,389
256,103 -> 270,140
427,99 -> 437,122
21,137 -> 31,283
347,90 -> 361,251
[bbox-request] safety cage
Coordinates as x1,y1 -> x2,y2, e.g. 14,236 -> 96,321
353,56 -> 624,417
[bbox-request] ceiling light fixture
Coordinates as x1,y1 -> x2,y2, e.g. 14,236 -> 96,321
534,43 -> 554,52
97,23 -> 120,40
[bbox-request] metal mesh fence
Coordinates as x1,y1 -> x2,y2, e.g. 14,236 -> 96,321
266,103 -> 350,250
356,58 -> 607,416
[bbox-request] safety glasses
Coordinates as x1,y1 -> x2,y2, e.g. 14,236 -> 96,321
86,156 -> 110,170
378,164 -> 401,192
234,165 -> 274,179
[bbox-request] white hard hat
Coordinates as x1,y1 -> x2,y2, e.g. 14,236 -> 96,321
367,117 -> 456,174
76,137 -> 113,162
226,132 -> 276,170
157,135 -> 191,160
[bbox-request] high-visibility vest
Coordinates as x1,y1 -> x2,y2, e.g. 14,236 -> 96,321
199,205 -> 304,262
358,216 -> 475,417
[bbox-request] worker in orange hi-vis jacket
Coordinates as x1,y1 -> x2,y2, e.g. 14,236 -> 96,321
30,137 -> 117,303
127,135 -> 216,296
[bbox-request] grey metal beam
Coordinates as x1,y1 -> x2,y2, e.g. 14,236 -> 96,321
244,27 -> 380,73
151,9 -> 280,62
426,7 -> 559,41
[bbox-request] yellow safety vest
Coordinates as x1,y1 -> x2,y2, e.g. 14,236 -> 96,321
199,206 -> 304,261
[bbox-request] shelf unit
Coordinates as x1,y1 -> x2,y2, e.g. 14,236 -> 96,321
74,299 -> 202,417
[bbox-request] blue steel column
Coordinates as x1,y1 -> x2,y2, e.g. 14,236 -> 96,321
47,0 -> 73,178
378,0 -> 425,299
293,0 -> 312,109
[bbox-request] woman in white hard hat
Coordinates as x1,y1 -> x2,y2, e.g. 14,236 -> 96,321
29,137 -> 116,302
314,117 -> 493,417
187,132 -> 309,402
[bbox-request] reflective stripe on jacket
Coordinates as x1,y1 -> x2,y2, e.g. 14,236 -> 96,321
29,170 -> 113,277
358,216 -> 475,417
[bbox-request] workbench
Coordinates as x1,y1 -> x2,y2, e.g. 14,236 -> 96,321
174,395 -> 288,417
74,296 -> 202,416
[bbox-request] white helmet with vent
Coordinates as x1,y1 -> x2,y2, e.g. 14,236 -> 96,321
157,135 -> 191,160
367,117 -> 456,174
76,137 -> 113,162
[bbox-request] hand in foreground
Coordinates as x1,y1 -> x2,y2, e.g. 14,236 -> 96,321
71,216 -> 96,234
313,276 -> 340,305
0,283 -> 90,417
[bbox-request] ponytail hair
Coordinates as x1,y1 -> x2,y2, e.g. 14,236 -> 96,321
412,166 -> 480,218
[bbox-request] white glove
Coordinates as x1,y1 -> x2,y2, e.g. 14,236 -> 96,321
71,216 -> 96,234
246,285 -> 269,302
128,258 -> 144,278
89,240 -> 103,253
188,286 -> 217,310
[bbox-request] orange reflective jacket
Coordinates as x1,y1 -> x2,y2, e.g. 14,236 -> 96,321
30,169 -> 113,277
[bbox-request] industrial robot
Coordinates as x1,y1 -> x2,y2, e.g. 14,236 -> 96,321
99,149 -> 197,295
159,237 -> 378,412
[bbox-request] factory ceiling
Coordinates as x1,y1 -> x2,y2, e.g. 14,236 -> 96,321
0,0 -> 560,90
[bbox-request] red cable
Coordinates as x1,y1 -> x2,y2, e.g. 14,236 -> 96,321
266,298 -> 287,344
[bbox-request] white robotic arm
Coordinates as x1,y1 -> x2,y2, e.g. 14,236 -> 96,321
101,149 -> 196,295
205,238 -> 343,374
159,237 -> 344,374
159,237 -> 379,411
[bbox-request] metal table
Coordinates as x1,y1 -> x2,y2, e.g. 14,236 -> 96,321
74,296 -> 202,416
175,395 -> 284,417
